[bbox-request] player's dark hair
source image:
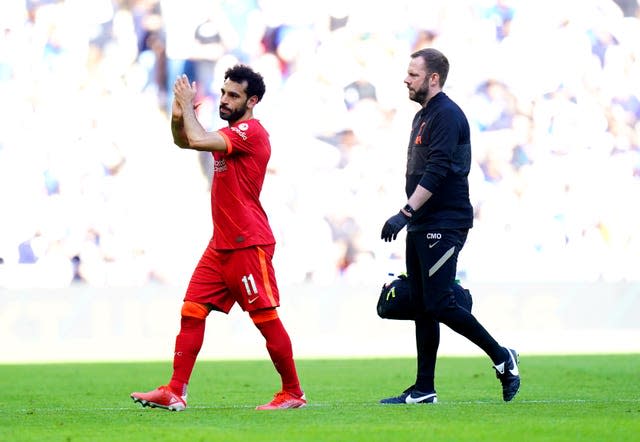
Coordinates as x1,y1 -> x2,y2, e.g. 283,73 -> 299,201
224,64 -> 266,102
411,48 -> 449,87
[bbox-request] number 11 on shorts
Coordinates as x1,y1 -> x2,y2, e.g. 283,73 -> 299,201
242,274 -> 259,299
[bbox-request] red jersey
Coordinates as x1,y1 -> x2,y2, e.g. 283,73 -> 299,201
212,119 -> 275,250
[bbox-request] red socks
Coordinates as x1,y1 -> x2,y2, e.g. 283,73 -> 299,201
167,314 -> 302,399
255,317 -> 303,397
169,316 -> 206,396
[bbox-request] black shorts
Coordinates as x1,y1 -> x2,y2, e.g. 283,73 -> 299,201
406,229 -> 468,313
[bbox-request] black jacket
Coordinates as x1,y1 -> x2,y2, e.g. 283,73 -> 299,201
405,92 -> 474,231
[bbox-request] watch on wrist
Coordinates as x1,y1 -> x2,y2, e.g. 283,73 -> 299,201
403,204 -> 415,217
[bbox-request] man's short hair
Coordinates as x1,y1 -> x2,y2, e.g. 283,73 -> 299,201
224,64 -> 266,101
411,48 -> 449,87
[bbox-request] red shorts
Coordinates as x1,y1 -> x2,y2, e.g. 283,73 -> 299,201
184,241 -> 280,313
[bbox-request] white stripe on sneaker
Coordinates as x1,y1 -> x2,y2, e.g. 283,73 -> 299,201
508,349 -> 519,376
405,392 -> 437,404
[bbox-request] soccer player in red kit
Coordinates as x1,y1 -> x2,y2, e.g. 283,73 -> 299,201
131,64 -> 306,411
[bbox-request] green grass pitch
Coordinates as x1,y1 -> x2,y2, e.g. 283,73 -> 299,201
1,354 -> 638,441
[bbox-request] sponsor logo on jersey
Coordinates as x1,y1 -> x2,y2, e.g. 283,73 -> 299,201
214,158 -> 228,172
231,125 -> 248,140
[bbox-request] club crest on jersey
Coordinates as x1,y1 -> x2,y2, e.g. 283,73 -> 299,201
414,122 -> 426,144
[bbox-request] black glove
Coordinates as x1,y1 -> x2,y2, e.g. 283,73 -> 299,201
381,211 -> 410,242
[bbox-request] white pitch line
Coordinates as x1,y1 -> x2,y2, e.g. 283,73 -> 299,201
4,398 -> 639,414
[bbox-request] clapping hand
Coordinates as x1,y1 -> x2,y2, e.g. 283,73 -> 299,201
173,74 -> 197,111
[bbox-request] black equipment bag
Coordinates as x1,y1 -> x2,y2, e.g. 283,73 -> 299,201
377,274 -> 473,320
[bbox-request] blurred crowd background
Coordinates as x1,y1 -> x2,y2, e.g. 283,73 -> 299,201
1,0 -> 639,289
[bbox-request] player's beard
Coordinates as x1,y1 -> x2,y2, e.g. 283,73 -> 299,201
219,101 -> 248,123
410,79 -> 430,106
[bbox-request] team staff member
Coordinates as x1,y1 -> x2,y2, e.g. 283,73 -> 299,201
379,48 -> 520,404
131,64 -> 306,411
